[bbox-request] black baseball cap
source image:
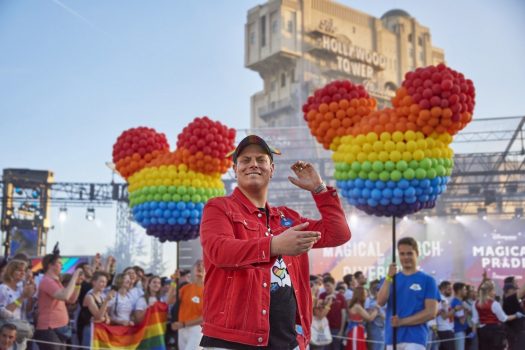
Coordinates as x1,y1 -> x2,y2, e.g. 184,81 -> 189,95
503,283 -> 517,293
226,135 -> 281,163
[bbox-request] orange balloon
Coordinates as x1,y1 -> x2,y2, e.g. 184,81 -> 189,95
346,107 -> 356,116
330,119 -> 341,128
329,102 -> 339,112
419,110 -> 431,121
431,107 -> 442,118
339,99 -> 349,109
336,110 -> 346,119
319,103 -> 329,113
324,112 -> 334,121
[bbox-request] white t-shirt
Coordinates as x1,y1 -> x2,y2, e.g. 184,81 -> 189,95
344,288 -> 354,301
107,292 -> 134,323
0,283 -> 23,319
436,294 -> 454,331
128,286 -> 144,308
135,296 -> 159,311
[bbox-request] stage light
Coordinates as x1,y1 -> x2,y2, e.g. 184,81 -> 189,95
477,207 -> 487,220
403,216 -> 409,222
86,207 -> 95,221
350,214 -> 358,224
515,208 -> 523,219
424,216 -> 430,222
59,207 -> 68,222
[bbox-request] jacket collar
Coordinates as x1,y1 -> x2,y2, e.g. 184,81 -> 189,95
231,187 -> 281,217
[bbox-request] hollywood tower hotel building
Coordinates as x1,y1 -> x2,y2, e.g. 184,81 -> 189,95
245,0 -> 446,128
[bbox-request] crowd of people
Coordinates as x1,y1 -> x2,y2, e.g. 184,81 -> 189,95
309,268 -> 525,350
0,251 -> 205,350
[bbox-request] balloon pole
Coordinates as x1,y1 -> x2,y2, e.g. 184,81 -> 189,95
393,216 -> 397,350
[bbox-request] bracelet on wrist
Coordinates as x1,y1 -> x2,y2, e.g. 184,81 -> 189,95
312,182 -> 327,194
385,275 -> 393,283
13,299 -> 22,307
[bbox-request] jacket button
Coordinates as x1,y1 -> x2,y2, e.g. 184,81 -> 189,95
257,213 -> 262,217
263,282 -> 267,287
262,309 -> 267,315
258,337 -> 263,343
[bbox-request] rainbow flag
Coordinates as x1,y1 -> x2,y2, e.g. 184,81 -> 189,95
92,301 -> 167,350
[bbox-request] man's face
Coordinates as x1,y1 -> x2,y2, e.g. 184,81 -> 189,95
441,284 -> 453,297
458,286 -> 467,298
398,244 -> 418,270
82,265 -> 93,279
0,329 -> 16,349
233,144 -> 274,192
193,260 -> 205,279
51,259 -> 63,275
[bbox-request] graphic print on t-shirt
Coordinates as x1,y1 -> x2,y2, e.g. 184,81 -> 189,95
271,257 -> 291,293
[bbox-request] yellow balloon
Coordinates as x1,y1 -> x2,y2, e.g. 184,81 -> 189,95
395,142 -> 406,152
406,140 -> 417,152
356,135 -> 367,145
404,130 -> 416,141
384,141 -> 396,152
378,151 -> 390,162
368,152 -> 378,162
357,152 -> 368,162
417,139 -> 428,150
390,150 -> 402,162
415,132 -> 425,141
380,132 -> 391,142
366,132 -> 379,143
392,131 -> 404,142
402,151 -> 412,162
362,143 -> 373,153
413,150 -> 425,161
373,141 -> 384,152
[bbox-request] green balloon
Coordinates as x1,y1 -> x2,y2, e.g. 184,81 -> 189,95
146,194 -> 154,202
385,161 -> 396,171
158,185 -> 167,193
446,168 -> 452,176
420,158 -> 431,170
409,160 -> 419,169
335,163 -> 342,171
182,194 -> 191,202
348,170 -> 358,180
192,194 -> 202,202
368,172 -> 379,181
379,171 -> 390,182
177,186 -> 187,195
396,160 -> 408,172
436,165 -> 446,177
351,162 -> 361,172
372,161 -> 384,172
342,163 -> 351,171
391,170 -> 402,181
187,187 -> 196,195
362,161 -> 372,173
168,186 -> 177,194
415,168 -> 427,179
403,168 -> 415,180
172,193 -> 181,202
358,171 -> 368,179
162,193 -> 171,201
154,193 -> 162,201
427,168 -> 437,179
431,159 -> 438,167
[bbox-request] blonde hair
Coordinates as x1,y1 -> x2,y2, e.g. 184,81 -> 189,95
3,260 -> 27,284
478,280 -> 495,305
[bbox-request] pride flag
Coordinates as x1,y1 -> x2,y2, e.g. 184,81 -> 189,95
92,301 -> 168,350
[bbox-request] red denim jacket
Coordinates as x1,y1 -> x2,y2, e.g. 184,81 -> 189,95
200,187 -> 351,348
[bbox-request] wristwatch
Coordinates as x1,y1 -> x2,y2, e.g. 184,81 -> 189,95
312,182 -> 327,194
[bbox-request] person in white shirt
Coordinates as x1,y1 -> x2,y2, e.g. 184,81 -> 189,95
107,273 -> 134,326
436,281 -> 454,350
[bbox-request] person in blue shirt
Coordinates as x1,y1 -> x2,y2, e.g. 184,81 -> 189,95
377,237 -> 440,350
450,282 -> 468,350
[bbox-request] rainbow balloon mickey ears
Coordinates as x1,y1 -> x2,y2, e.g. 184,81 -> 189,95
302,64 -> 475,217
112,117 -> 236,241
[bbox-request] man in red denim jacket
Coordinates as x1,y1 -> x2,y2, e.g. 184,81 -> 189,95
200,135 -> 351,350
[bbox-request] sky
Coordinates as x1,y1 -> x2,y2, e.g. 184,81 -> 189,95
0,0 -> 524,273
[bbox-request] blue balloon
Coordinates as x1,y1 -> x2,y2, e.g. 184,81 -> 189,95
392,197 -> 403,205
387,181 -> 396,189
393,188 -> 404,198
382,188 -> 393,198
151,217 -> 158,225
351,188 -> 361,199
410,179 -> 420,187
167,202 -> 176,210
168,218 -> 176,225
367,198 -> 379,207
149,201 -> 158,209
154,208 -> 163,217
354,178 -> 364,188
404,187 -> 416,198
176,201 -> 186,210
177,217 -> 187,225
380,198 -> 390,206
365,180 -> 375,189
189,218 -> 200,225
196,203 -> 205,210
187,202 -> 196,210
371,189 -> 382,200
158,218 -> 166,225
362,188 -> 371,199
405,196 -> 417,204
375,181 -> 386,189
159,202 -> 167,209
420,179 -> 431,188
163,209 -> 171,218
398,179 -> 410,189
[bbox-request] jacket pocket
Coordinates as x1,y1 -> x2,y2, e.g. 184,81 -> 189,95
231,213 -> 259,233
